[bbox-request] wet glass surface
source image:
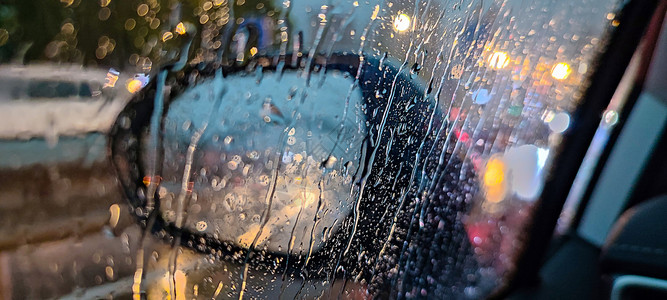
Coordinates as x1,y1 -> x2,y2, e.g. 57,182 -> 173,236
0,0 -> 622,298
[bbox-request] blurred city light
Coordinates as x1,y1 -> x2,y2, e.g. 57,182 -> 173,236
504,145 -> 550,201
162,32 -> 174,42
103,68 -> 119,88
551,62 -> 572,80
483,156 -> 507,203
484,158 -> 505,187
549,112 -> 571,133
175,22 -> 187,35
393,14 -> 411,32
126,79 -> 143,93
488,51 -> 510,70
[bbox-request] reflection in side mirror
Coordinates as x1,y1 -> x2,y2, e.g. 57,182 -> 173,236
156,67 -> 365,255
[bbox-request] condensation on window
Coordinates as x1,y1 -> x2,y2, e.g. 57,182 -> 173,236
0,0 -> 621,299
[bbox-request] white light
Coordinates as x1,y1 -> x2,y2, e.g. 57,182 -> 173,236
537,148 -> 550,169
488,51 -> 510,70
549,112 -> 570,133
551,62 -> 572,80
393,14 -> 411,32
603,109 -> 619,127
504,145 -> 547,201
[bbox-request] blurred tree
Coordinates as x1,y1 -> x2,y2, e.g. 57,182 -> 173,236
0,0 -> 278,69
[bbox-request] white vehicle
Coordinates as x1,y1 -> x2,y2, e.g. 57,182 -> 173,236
0,65 -> 134,168
0,64 -> 132,141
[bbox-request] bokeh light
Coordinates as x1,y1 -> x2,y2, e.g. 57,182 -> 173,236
126,79 -> 143,93
549,112 -> 571,133
484,157 -> 505,187
393,14 -> 411,32
175,22 -> 187,35
551,62 -> 572,80
488,51 -> 510,70
483,156 -> 507,203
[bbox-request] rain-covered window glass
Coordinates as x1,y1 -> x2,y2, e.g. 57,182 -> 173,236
0,0 -> 622,298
